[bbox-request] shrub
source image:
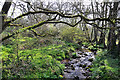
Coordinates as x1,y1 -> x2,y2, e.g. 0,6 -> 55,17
90,49 -> 120,79
60,27 -> 86,43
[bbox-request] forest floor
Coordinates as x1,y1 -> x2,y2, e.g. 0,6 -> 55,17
1,42 -> 120,79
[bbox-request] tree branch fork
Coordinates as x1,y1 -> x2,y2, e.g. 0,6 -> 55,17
1,9 -> 120,42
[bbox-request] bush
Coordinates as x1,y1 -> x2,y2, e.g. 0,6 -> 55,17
60,27 -> 86,43
90,49 -> 120,79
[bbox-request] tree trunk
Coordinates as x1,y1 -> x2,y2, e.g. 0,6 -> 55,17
107,2 -> 118,54
108,29 -> 116,51
91,2 -> 98,43
93,28 -> 98,42
117,30 -> 120,55
98,2 -> 106,48
0,0 -> 13,34
98,31 -> 106,47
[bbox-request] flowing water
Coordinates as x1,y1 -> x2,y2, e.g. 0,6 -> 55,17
62,46 -> 95,80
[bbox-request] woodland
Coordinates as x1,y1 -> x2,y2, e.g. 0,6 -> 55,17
0,0 -> 120,79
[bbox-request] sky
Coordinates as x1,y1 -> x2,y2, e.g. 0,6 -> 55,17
0,0 -> 119,18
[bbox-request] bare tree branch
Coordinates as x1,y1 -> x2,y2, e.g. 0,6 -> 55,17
2,9 -> 119,34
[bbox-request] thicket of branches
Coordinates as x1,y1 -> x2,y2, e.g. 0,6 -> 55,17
0,0 -> 120,54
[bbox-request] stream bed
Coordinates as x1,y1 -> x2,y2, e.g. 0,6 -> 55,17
62,46 -> 95,80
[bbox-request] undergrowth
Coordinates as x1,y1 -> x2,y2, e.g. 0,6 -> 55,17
90,49 -> 120,80
1,42 -> 80,78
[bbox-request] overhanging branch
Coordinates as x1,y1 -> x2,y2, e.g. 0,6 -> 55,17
1,17 -> 82,42
2,16 -> 120,43
85,21 -> 120,30
2,9 -> 120,34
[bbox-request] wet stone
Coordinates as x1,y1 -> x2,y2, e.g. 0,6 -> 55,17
86,62 -> 92,67
88,58 -> 94,62
65,66 -> 72,69
72,63 -> 77,67
80,57 -> 86,61
82,55 -> 85,57
84,57 -> 89,61
64,69 -> 74,73
70,64 -> 74,67
75,62 -> 81,66
81,46 -> 85,49
63,72 -> 74,78
74,66 -> 79,70
82,73 -> 86,76
84,56 -> 89,60
82,61 -> 88,64
84,52 -> 89,56
79,63 -> 83,67
70,59 -> 78,64
71,66 -> 75,70
82,64 -> 87,68
87,54 -> 92,58
77,51 -> 83,54
72,69 -> 86,79
76,54 -> 82,58
85,67 -> 89,70
63,47 -> 95,79
79,52 -> 83,55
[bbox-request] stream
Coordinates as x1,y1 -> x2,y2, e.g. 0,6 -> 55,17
62,46 -> 96,80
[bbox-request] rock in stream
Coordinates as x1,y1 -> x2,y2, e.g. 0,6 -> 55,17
62,47 -> 95,80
